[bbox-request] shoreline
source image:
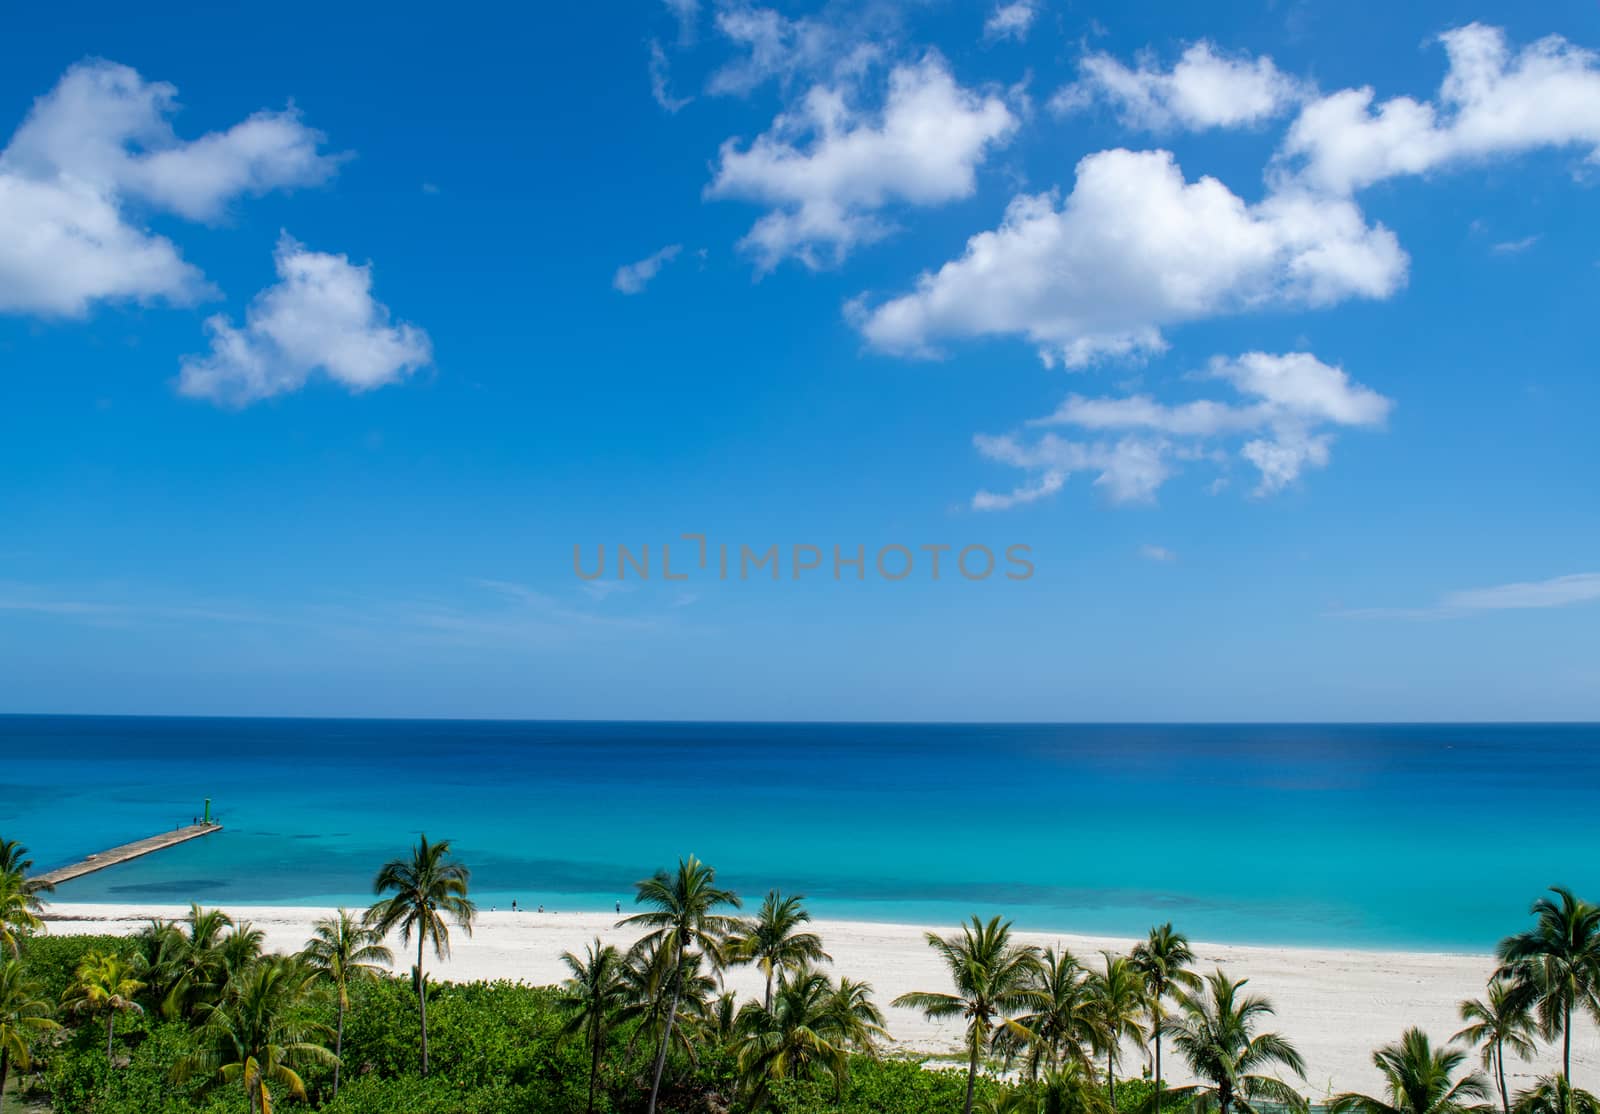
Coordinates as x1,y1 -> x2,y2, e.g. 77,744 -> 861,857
41,901 -> 1600,1098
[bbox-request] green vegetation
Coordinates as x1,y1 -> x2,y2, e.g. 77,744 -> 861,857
0,835 -> 1597,1114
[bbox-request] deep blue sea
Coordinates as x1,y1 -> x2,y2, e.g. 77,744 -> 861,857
5,717 -> 1597,951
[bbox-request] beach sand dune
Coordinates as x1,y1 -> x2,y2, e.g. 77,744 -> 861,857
42,904 -> 1600,1099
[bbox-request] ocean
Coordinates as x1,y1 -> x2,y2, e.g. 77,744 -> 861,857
6,716 -> 1597,951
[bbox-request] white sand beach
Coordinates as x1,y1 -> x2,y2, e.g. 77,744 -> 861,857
42,904 -> 1599,1100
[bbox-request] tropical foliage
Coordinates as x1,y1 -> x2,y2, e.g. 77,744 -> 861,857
3,827 -> 1597,1114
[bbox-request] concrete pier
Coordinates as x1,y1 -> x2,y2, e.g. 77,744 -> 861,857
35,823 -> 223,887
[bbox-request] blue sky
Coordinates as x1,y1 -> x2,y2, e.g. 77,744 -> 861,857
2,0 -> 1597,721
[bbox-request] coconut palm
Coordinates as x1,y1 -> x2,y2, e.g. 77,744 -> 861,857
365,834 -> 475,1076
1001,946 -> 1100,1079
164,904 -> 237,1019
825,975 -> 887,1055
0,841 -> 50,898
1456,979 -> 1539,1114
0,871 -> 45,960
62,950 -> 145,1063
0,959 -> 59,1114
893,915 -> 1044,1114
1514,1077 -> 1600,1114
1133,923 -> 1201,1110
174,955 -> 335,1114
731,891 -> 831,1010
557,939 -> 630,1114
130,919 -> 187,1008
301,909 -> 392,1100
618,937 -> 718,1063
1162,969 -> 1307,1114
1329,1028 -> 1490,1114
1496,887 -> 1600,1084
735,966 -> 853,1107
618,854 -> 741,1114
1086,953 -> 1147,1106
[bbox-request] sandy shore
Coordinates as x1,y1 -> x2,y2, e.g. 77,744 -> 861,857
41,903 -> 1598,1099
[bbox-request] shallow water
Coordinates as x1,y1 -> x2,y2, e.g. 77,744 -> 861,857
7,716 -> 1597,949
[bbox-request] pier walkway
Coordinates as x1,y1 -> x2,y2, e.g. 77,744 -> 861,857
35,823 -> 223,887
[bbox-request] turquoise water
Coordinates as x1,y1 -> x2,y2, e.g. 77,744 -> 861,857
5,716 -> 1597,950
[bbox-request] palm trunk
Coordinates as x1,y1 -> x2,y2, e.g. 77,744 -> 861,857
333,998 -> 346,1098
963,1031 -> 980,1114
764,963 -> 774,1012
1,1045 -> 10,1114
647,940 -> 684,1114
1154,1025 -> 1163,1113
1563,1002 -> 1572,1082
107,1012 -> 115,1062
588,1016 -> 602,1114
1495,1039 -> 1508,1114
1219,1081 -> 1233,1114
1107,1046 -> 1116,1108
417,934 -> 430,1076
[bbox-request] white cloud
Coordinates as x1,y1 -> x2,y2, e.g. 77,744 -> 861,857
1444,573 -> 1600,611
974,352 -> 1391,506
1490,234 -> 1539,255
649,41 -> 692,113
177,234 -> 431,406
1338,572 -> 1600,619
1139,544 -> 1177,562
1053,42 -> 1301,131
663,0 -> 700,44
1278,24 -> 1600,195
0,59 -> 338,317
614,244 -> 683,294
984,1 -> 1039,44
706,4 -> 882,97
707,54 -> 1017,271
853,149 -> 1405,365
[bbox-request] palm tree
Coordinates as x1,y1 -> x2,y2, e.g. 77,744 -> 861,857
0,959 -> 59,1114
61,950 -> 145,1063
825,975 -> 887,1056
1329,1028 -> 1490,1114
1456,979 -> 1539,1114
1162,969 -> 1307,1114
618,854 -> 741,1114
731,891 -> 831,1010
365,834 -> 475,1076
893,915 -> 1044,1114
0,872 -> 45,960
618,937 -> 717,1064
735,966 -> 853,1107
1002,946 -> 1100,1079
174,956 -> 336,1114
164,903 -> 236,1019
0,841 -> 51,959
1496,887 -> 1600,1085
1086,953 -> 1146,1106
301,909 -> 392,1100
557,939 -> 630,1114
1133,923 -> 1200,1111
130,919 -> 187,1008
1514,1077 -> 1600,1114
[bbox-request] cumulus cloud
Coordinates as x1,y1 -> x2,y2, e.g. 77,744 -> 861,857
1278,23 -> 1600,195
972,352 -> 1391,507
0,59 -> 339,317
177,235 -> 431,407
1052,42 -> 1301,131
984,1 -> 1039,44
613,244 -> 683,294
853,149 -> 1406,366
707,54 -> 1017,271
